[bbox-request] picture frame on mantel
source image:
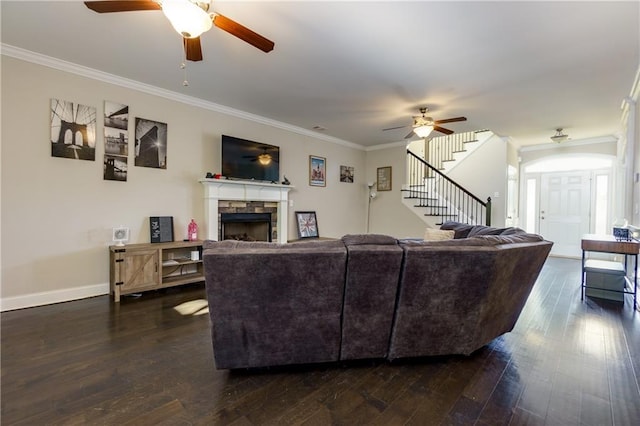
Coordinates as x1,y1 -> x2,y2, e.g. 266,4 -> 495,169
377,166 -> 392,191
309,155 -> 326,187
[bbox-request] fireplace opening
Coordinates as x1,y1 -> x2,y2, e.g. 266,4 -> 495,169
220,213 -> 272,242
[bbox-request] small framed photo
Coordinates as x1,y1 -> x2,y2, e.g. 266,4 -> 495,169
377,166 -> 392,191
340,165 -> 354,183
150,216 -> 174,243
295,211 -> 319,239
309,155 -> 326,187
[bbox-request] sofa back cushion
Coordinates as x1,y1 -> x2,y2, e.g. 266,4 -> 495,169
203,239 -> 347,369
340,234 -> 403,361
341,234 -> 398,246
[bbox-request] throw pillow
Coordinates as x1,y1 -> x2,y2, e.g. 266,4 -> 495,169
424,228 -> 455,241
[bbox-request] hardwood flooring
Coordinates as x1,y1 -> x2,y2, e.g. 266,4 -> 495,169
2,257 -> 639,425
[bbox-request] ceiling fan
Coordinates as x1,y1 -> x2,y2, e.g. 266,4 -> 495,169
84,0 -> 275,62
243,147 -> 278,165
383,107 -> 467,139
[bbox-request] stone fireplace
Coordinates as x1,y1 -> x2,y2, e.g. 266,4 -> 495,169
200,179 -> 293,243
220,209 -> 274,242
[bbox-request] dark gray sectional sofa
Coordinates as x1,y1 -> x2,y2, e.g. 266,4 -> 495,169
203,222 -> 552,369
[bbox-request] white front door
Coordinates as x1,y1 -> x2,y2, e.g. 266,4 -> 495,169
539,171 -> 591,257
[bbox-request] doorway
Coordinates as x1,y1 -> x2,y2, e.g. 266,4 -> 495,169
521,155 -> 614,258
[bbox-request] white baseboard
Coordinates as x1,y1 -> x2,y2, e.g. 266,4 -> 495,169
0,283 -> 110,312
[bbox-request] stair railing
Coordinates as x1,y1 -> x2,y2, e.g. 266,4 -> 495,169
427,130 -> 488,171
406,150 -> 491,226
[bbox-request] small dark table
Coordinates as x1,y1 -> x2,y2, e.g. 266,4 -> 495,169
581,234 -> 639,309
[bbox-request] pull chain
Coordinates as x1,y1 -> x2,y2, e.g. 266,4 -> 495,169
181,61 -> 189,87
180,38 -> 189,87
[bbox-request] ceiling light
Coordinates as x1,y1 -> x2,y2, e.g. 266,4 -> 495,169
258,153 -> 272,165
550,128 -> 568,143
413,108 -> 435,138
414,124 -> 434,138
162,0 -> 212,39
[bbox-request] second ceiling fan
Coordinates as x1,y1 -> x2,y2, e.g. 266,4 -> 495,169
384,107 -> 467,139
84,0 -> 275,62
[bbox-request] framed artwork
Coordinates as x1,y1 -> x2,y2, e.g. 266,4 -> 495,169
104,101 -> 129,181
377,166 -> 392,191
340,165 -> 354,183
309,155 -> 326,187
150,216 -> 174,243
50,98 -> 96,161
295,211 -> 319,239
135,117 -> 168,169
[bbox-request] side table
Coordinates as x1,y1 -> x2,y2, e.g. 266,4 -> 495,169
581,234 -> 638,309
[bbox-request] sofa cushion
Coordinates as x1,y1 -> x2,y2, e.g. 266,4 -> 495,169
340,238 -> 403,361
440,221 -> 475,239
424,228 -> 455,241
203,239 -> 347,369
341,234 -> 398,246
467,225 -> 509,237
472,233 -> 545,244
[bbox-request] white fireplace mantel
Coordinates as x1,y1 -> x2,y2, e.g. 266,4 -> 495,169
200,179 -> 293,243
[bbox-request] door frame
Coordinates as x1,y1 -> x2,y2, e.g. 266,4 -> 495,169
520,154 -> 615,243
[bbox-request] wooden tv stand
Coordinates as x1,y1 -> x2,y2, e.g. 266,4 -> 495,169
109,240 -> 204,302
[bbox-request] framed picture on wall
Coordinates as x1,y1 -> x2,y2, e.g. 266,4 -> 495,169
295,211 -> 319,239
340,165 -> 354,183
377,166 -> 392,191
309,155 -> 326,187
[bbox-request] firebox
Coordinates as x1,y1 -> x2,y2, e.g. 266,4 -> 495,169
220,213 -> 272,242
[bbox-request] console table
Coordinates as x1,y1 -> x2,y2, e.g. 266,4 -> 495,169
581,234 -> 638,309
109,240 -> 204,302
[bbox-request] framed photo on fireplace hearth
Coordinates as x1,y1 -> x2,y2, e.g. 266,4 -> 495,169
295,211 -> 319,239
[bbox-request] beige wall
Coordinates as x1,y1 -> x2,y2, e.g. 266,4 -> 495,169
0,57 -> 366,309
365,144 -> 432,238
446,134 -> 508,227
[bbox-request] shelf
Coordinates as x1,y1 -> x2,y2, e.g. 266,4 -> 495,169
162,272 -> 205,287
162,259 -> 202,267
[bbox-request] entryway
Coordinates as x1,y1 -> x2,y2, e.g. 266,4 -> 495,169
521,155 -> 614,258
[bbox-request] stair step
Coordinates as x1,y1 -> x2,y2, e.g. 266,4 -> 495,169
417,205 -> 448,209
424,214 -> 458,218
403,193 -> 433,198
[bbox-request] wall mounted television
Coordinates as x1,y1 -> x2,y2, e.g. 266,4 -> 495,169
221,135 -> 280,182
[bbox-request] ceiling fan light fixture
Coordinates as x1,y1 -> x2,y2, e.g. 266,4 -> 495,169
550,128 -> 568,143
257,153 -> 272,165
414,124 -> 434,138
162,0 -> 212,39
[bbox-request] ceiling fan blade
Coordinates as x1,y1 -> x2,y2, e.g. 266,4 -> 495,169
434,116 -> 467,124
404,130 -> 416,139
213,13 -> 275,53
382,125 -> 408,132
433,126 -> 454,135
84,1 -> 161,13
184,37 -> 203,62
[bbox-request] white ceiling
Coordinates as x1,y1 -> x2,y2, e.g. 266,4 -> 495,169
2,1 -> 639,148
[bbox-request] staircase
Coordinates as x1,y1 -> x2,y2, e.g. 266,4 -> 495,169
402,130 -> 492,226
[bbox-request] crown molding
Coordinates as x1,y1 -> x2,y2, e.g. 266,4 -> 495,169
1,43 -> 365,151
364,139 -> 408,152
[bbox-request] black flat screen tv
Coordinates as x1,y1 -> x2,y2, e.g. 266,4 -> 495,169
221,135 -> 280,182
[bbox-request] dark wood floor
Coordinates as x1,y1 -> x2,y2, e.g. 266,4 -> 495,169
2,257 -> 639,425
